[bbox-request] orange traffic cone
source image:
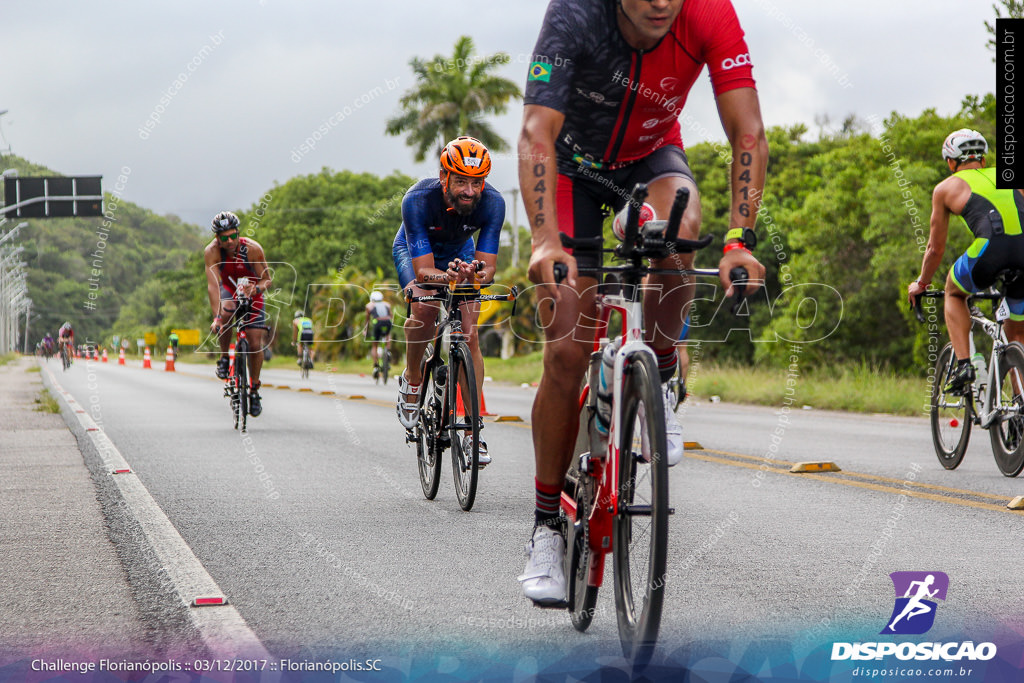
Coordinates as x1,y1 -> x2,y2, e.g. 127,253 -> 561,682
164,346 -> 175,372
456,385 -> 495,417
227,343 -> 236,377
142,346 -> 152,369
118,348 -> 125,365
102,348 -> 109,363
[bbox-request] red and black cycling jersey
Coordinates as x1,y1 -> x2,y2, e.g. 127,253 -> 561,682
219,237 -> 263,303
524,0 -> 756,175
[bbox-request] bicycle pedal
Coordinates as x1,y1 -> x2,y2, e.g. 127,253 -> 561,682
529,598 -> 570,610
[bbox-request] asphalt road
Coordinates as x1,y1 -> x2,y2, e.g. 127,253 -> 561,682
38,357 -> 1024,677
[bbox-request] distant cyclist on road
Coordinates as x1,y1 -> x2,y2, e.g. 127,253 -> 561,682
365,290 -> 393,378
204,211 -> 273,417
908,129 -> 1024,394
517,0 -> 768,606
293,310 -> 315,367
393,136 -> 506,467
57,322 -> 74,361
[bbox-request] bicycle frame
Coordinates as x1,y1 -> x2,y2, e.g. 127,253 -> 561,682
563,288 -> 653,569
967,302 -> 1021,429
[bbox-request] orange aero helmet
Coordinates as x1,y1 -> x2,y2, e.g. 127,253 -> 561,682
440,136 -> 492,179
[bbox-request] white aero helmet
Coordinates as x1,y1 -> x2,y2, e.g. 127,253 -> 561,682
370,291 -> 384,302
942,129 -> 988,163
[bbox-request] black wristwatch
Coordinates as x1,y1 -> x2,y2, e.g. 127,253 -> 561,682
726,227 -> 757,250
253,285 -> 262,296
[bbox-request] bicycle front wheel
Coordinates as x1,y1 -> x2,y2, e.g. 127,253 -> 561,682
449,342 -> 479,511
930,342 -> 971,469
990,341 -> 1024,477
416,364 -> 442,500
613,352 -> 668,664
236,338 -> 249,433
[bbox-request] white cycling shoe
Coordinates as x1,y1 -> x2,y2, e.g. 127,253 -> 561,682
637,384 -> 684,467
462,433 -> 490,467
396,373 -> 421,429
518,525 -> 567,607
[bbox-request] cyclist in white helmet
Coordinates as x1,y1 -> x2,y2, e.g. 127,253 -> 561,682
365,290 -> 393,377
908,129 -> 1024,393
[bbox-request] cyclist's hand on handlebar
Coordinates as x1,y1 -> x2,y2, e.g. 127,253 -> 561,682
907,280 -> 928,308
210,316 -> 223,333
719,248 -> 764,297
528,241 -> 576,300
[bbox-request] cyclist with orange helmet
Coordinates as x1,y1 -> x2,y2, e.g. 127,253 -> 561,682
393,136 -> 505,466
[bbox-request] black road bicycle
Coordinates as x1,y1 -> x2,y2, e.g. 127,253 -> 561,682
404,278 -> 517,511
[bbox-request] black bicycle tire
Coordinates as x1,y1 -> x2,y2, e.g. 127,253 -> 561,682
382,349 -> 391,385
612,352 -> 669,664
990,341 -> 1024,477
417,363 -> 442,500
449,342 -> 479,511
567,468 -> 599,632
930,343 -> 971,469
302,346 -> 310,379
237,337 -> 249,432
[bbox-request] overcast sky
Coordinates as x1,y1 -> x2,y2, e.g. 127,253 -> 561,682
1,1 -> 996,229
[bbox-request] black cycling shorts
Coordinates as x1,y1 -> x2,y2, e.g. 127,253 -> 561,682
299,331 -> 314,344
556,145 -> 696,270
370,320 -> 393,342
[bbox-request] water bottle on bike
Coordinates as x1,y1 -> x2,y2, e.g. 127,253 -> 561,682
596,338 -> 621,436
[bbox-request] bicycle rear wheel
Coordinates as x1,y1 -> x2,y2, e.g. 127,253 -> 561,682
613,352 -> 668,664
990,342 -> 1024,477
930,342 -> 971,469
236,337 -> 249,433
416,364 -> 442,500
449,342 -> 479,511
301,346 -> 310,379
382,350 -> 391,385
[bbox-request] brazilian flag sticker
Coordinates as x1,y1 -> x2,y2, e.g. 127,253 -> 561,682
528,61 -> 552,82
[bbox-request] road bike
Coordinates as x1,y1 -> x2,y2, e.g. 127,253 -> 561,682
665,358 -> 686,412
404,277 -> 517,511
556,183 -> 748,663
59,340 -> 72,371
222,286 -> 258,433
298,341 -> 313,379
915,279 -> 1024,476
373,346 -> 392,385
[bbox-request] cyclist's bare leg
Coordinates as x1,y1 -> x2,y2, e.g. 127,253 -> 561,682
218,300 -> 236,355
643,175 -> 701,349
459,299 -> 485,406
532,278 -> 598,487
1005,319 -> 1024,346
248,328 -> 265,385
403,284 -> 440,385
944,273 -> 972,360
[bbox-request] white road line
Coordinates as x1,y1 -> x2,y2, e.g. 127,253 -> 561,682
44,366 -> 271,659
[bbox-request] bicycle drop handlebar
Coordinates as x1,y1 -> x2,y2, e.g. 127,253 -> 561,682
551,183 -> 749,313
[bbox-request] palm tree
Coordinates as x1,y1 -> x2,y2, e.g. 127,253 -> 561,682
385,36 -> 522,161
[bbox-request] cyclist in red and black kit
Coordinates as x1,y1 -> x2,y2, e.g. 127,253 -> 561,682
204,211 -> 273,417
517,0 -> 768,606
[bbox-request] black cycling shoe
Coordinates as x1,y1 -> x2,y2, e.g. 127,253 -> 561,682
249,384 -> 262,417
216,356 -> 230,379
945,361 -> 975,396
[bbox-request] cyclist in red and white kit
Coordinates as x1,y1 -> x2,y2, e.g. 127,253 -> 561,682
517,0 -> 768,606
204,211 -> 273,417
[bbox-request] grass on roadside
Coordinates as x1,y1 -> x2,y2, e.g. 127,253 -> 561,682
0,352 -> 17,367
26,365 -> 41,372
688,361 -> 930,417
34,388 -> 61,414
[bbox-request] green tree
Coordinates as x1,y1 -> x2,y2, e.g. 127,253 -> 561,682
385,35 -> 522,161
986,1 -> 1024,58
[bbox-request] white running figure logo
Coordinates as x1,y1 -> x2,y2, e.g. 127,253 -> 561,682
888,574 -> 939,631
